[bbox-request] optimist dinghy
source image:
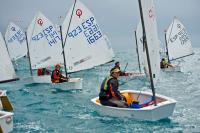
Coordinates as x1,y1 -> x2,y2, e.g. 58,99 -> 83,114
162,17 -> 194,72
91,0 -> 176,121
91,90 -> 176,121
24,11 -> 82,90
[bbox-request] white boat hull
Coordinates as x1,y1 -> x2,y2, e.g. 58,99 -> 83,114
91,90 -> 176,121
51,78 -> 83,90
0,111 -> 13,133
162,65 -> 181,72
23,75 -> 83,90
24,75 -> 51,83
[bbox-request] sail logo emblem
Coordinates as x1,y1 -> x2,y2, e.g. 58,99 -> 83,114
149,7 -> 155,21
76,9 -> 82,18
37,19 -> 43,26
11,27 -> 16,31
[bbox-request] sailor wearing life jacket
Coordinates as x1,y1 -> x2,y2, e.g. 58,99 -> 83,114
160,58 -> 173,69
51,64 -> 68,83
99,67 -> 128,108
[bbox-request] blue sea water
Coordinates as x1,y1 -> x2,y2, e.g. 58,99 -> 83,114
1,48 -> 200,133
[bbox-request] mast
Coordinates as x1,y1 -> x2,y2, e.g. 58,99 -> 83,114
138,0 -> 157,105
63,0 -> 77,47
60,0 -> 77,76
25,31 -> 33,76
134,30 -> 142,73
59,26 -> 68,78
164,30 -> 170,63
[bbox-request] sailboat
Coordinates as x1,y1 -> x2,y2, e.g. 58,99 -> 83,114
91,0 -> 176,121
62,0 -> 114,73
0,32 -> 15,132
25,11 -> 82,90
163,17 -> 194,72
5,22 -> 27,61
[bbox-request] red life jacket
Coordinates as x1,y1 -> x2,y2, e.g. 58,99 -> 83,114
51,69 -> 61,83
38,68 -> 50,76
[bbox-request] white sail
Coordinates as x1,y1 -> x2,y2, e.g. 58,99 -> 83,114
5,22 -> 27,61
0,32 -> 18,83
135,21 -> 146,73
166,17 -> 193,61
27,11 -> 63,69
62,0 -> 114,72
140,0 -> 160,84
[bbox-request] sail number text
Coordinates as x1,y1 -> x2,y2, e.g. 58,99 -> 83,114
8,29 -> 25,44
68,17 -> 102,45
170,27 -> 189,45
32,25 -> 61,46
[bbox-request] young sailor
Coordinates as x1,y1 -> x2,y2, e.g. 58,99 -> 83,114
99,68 -> 128,108
160,58 -> 173,69
51,64 -> 68,83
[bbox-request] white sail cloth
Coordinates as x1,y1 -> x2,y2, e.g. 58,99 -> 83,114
27,11 -> 63,69
62,0 -> 114,72
139,0 -> 161,85
5,22 -> 27,61
166,17 -> 193,61
0,32 -> 17,82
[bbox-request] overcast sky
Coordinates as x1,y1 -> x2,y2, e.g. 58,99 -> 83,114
0,0 -> 199,51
